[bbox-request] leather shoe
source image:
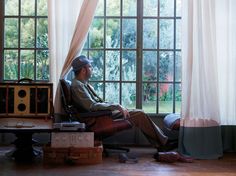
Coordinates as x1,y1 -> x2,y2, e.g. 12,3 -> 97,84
178,154 -> 194,163
154,151 -> 180,163
154,152 -> 194,163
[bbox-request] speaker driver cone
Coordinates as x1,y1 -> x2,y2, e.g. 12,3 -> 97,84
18,90 -> 26,98
18,103 -> 26,111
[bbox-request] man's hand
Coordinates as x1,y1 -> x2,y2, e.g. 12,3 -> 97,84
116,105 -> 130,119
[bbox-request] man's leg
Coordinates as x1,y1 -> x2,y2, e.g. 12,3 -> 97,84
113,109 -> 193,163
127,109 -> 168,147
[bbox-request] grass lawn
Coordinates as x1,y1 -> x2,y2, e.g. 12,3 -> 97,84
142,101 -> 181,114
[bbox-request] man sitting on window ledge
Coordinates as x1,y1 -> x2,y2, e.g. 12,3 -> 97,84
70,55 -> 193,163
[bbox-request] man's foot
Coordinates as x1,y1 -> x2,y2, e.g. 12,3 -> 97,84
178,155 -> 194,163
153,151 -> 180,163
154,151 -> 194,163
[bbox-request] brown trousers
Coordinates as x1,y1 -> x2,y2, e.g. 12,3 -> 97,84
111,109 -> 168,147
77,109 -> 168,148
126,109 -> 168,147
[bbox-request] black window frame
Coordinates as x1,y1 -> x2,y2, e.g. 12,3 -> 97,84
82,0 -> 182,115
0,0 -> 49,82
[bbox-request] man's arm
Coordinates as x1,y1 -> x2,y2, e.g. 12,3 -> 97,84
71,79 -> 121,112
71,79 -> 130,118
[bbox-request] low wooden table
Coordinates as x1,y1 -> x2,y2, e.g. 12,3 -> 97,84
0,117 -> 53,162
0,128 -> 52,162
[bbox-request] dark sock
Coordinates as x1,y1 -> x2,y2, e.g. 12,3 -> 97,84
153,152 -> 159,159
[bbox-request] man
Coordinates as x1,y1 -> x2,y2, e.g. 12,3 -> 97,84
70,55 -> 192,163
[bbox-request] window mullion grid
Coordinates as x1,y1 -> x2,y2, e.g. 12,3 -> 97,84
173,0 -> 177,113
34,0 -> 37,80
119,0 -> 122,105
88,0 -> 180,114
18,0 -> 21,80
136,0 -> 143,110
0,0 -> 4,80
103,0 -> 107,100
156,0 -> 160,114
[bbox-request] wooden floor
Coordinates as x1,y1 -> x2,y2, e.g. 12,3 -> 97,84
0,146 -> 236,176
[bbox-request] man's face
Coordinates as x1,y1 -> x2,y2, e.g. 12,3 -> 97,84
84,64 -> 93,80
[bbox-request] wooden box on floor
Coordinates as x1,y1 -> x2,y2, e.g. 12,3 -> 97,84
43,145 -> 103,165
43,146 -> 69,165
68,145 -> 103,165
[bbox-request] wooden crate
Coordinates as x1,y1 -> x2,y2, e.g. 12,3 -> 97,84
43,146 -> 69,165
68,145 -> 103,165
43,145 -> 103,165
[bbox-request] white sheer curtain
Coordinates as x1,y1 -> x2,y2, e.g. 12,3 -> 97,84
48,0 -> 83,95
216,1 -> 236,125
180,0 -> 236,159
47,0 -> 98,113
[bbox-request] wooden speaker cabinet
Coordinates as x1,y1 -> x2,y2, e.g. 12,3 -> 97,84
0,79 -> 53,129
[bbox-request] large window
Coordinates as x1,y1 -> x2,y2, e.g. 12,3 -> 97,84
0,0 -> 181,114
82,0 -> 182,114
0,0 -> 49,81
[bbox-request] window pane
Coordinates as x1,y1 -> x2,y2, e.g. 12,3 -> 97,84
122,19 -> 136,49
95,0 -> 104,16
36,50 -> 49,80
80,50 -> 87,56
21,0 -> 35,16
143,19 -> 157,49
106,0 -> 120,16
175,83 -> 181,113
122,51 -> 136,81
176,19 -> 181,49
175,51 -> 182,81
143,0 -> 158,17
160,0 -> 174,17
123,0 -> 136,16
90,50 -> 104,81
176,0 -> 182,17
4,50 -> 18,80
37,0 -> 47,16
90,19 -> 104,48
105,51 -> 120,81
106,19 -> 120,48
83,37 -> 89,49
159,51 -> 174,82
143,83 -> 157,113
105,83 -> 119,103
90,82 -> 104,100
37,18 -> 48,48
159,83 -> 173,113
159,19 -> 174,49
122,83 -> 136,109
20,50 -> 34,79
4,18 -> 18,48
5,0 -> 19,16
21,18 -> 35,48
143,51 -> 157,81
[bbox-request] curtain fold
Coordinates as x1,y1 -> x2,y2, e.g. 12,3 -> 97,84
48,0 -> 98,113
48,0 -> 83,96
60,0 -> 99,78
180,0 -> 236,159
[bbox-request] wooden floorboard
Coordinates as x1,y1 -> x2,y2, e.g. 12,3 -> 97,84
0,146 -> 236,176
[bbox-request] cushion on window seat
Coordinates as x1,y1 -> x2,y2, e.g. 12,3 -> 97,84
163,113 -> 180,131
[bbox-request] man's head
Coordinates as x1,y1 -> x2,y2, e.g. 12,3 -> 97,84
72,55 -> 93,81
